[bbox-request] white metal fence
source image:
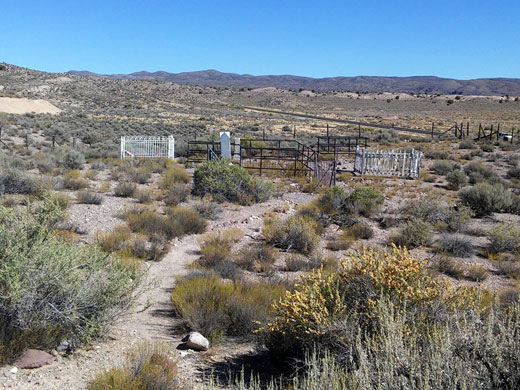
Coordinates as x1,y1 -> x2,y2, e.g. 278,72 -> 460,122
354,147 -> 422,178
120,135 -> 175,159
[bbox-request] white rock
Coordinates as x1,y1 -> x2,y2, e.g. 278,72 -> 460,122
9,368 -> 17,375
185,332 -> 209,351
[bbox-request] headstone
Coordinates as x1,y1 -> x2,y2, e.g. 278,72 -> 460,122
220,132 -> 231,158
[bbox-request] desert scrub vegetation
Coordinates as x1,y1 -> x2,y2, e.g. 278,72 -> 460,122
431,159 -> 453,175
389,218 -> 433,248
76,190 -> 103,205
437,233 -> 474,258
158,163 -> 191,188
0,168 -> 48,195
0,195 -> 143,363
259,245 -> 477,359
88,343 -> 178,390
446,168 -> 467,190
192,159 -> 274,204
197,228 -> 243,269
171,274 -> 285,343
458,182 -> 513,216
487,223 -> 520,254
263,215 -> 320,255
315,185 -> 384,223
125,206 -> 206,241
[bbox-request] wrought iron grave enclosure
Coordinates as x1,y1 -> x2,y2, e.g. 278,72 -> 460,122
120,136 -> 175,159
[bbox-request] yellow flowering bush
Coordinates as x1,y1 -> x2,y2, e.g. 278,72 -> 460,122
261,245 -> 478,357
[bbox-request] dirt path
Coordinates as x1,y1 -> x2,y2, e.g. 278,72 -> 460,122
11,193 -> 313,389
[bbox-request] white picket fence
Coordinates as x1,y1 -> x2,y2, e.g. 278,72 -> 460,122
354,147 -> 422,178
120,135 -> 175,159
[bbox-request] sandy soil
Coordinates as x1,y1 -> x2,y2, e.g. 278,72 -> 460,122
0,97 -> 61,115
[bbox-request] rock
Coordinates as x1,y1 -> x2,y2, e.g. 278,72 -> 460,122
8,368 -> 17,375
15,349 -> 55,369
184,332 -> 209,351
56,340 -> 69,352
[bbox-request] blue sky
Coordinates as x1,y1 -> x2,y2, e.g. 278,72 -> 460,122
1,0 -> 519,79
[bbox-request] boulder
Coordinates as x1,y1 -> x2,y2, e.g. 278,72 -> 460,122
15,349 -> 55,369
185,332 -> 209,351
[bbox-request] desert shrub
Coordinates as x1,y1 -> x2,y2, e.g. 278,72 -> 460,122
126,166 -> 152,185
192,159 -> 274,204
260,246 -> 475,359
192,196 -> 222,220
389,218 -> 432,248
488,223 -> 520,254
437,233 -> 474,257
425,150 -> 450,160
432,160 -> 453,175
480,143 -> 494,152
88,343 -> 178,390
63,176 -> 89,191
459,139 -> 474,149
466,264 -> 488,282
236,243 -> 278,273
507,167 -> 520,179
446,169 -> 468,190
165,206 -> 207,236
90,160 -> 107,171
345,223 -> 374,240
134,189 -> 152,203
114,181 -> 136,198
198,229 -> 243,268
171,274 -> 284,343
158,165 -> 190,189
0,195 -> 142,363
163,184 -> 190,206
285,254 -> 312,272
76,191 -> 103,205
497,259 -> 520,279
315,185 -> 384,222
445,205 -> 473,232
263,215 -> 320,255
58,149 -> 85,170
435,257 -> 465,279
458,182 -> 513,216
401,199 -> 449,224
0,169 -> 46,195
349,186 -> 385,217
464,163 -> 500,184
96,226 -> 132,253
326,235 -> 353,251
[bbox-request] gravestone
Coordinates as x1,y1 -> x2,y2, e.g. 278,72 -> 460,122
220,132 -> 231,158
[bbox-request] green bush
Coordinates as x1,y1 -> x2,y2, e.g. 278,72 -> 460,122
0,195 -> 142,363
480,143 -> 494,152
263,215 -> 320,255
171,274 -> 284,343
158,165 -> 190,189
345,223 -> 374,240
432,160 -> 453,175
192,197 -> 222,220
488,224 -> 520,254
446,169 -> 468,190
390,218 -> 433,248
458,182 -> 513,216
316,185 -> 384,221
58,149 -> 85,170
192,159 -> 274,204
464,163 -> 500,184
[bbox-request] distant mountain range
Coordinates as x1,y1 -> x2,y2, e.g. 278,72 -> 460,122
67,69 -> 520,96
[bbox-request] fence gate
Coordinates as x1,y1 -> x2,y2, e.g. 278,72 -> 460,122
354,147 -> 422,178
120,135 -> 175,159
